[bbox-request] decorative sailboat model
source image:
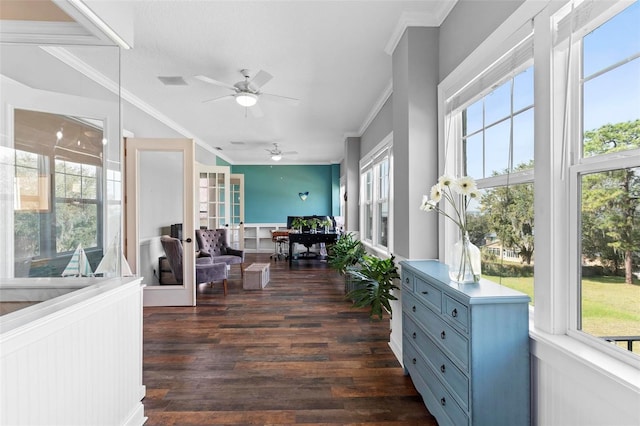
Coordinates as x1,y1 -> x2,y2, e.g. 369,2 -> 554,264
94,234 -> 133,277
61,243 -> 94,277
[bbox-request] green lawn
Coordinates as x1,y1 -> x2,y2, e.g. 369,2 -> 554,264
483,272 -> 640,354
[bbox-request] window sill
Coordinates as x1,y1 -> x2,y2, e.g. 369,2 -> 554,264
529,321 -> 640,392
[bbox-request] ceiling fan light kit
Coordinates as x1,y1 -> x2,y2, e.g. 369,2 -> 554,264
236,92 -> 258,107
271,153 -> 282,161
196,68 -> 299,112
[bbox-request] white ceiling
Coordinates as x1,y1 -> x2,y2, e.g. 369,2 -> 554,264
2,0 -> 457,165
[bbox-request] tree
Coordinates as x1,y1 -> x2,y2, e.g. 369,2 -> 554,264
581,120 -> 640,284
479,181 -> 535,264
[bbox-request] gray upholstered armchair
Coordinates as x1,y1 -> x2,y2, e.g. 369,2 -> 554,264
195,228 -> 245,276
160,235 -> 229,295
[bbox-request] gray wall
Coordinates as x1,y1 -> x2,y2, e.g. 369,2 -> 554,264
392,27 -> 440,259
439,0 -> 524,80
360,95 -> 393,158
344,136 -> 360,232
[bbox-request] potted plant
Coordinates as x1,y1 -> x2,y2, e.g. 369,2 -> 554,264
320,217 -> 333,233
328,233 -> 365,295
346,254 -> 400,320
328,232 -> 365,274
308,217 -> 320,233
291,217 -> 307,233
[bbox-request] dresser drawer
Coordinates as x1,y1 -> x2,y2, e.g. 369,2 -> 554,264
404,292 -> 470,371
443,295 -> 469,333
415,276 -> 442,312
402,270 -> 414,292
404,342 -> 469,426
404,314 -> 469,409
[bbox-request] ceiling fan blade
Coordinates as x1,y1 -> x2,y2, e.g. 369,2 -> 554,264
194,75 -> 237,91
261,92 -> 300,106
202,94 -> 235,103
249,103 -> 264,118
248,70 -> 273,91
283,151 -> 298,155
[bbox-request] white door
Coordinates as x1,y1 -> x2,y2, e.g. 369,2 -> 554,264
196,163 -> 231,229
125,138 -> 196,306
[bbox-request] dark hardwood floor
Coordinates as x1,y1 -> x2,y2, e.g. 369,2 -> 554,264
142,253 -> 437,425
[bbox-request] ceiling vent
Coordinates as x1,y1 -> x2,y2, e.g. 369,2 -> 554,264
157,76 -> 188,86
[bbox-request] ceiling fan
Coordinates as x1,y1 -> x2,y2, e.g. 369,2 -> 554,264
195,69 -> 300,116
266,143 -> 297,161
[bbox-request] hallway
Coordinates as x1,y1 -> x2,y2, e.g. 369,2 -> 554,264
142,254 -> 436,425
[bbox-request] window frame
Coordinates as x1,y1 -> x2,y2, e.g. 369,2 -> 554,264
439,0 -> 639,368
359,134 -> 393,254
559,0 -> 640,364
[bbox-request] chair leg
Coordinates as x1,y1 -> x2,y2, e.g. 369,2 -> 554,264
223,278 -> 228,296
240,263 -> 244,277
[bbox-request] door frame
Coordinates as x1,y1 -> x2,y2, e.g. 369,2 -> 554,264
125,137 -> 196,306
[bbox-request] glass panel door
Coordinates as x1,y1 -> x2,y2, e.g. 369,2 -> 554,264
126,138 -> 195,307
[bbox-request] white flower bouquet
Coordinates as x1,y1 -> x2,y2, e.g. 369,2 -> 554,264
420,175 -> 481,282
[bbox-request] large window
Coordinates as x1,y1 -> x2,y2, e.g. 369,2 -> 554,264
460,61 -> 535,302
562,0 -> 640,356
360,141 -> 392,251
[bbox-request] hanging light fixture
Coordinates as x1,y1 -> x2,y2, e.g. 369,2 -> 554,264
271,153 -> 282,161
235,93 -> 258,107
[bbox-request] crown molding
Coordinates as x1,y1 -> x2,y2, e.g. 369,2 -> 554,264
357,79 -> 392,137
39,46 -> 225,161
384,2 -> 458,55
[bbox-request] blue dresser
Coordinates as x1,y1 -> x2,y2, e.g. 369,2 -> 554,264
400,260 -> 530,426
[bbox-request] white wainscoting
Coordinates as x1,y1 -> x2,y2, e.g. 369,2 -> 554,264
530,330 -> 640,426
0,277 -> 146,425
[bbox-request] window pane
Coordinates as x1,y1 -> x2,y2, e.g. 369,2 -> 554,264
378,200 -> 388,247
15,150 -> 37,168
583,59 -> 640,143
513,67 -> 534,112
580,168 -> 640,354
15,211 -> 40,259
484,81 -> 511,125
464,133 -> 483,179
485,120 -> 510,176
466,185 -> 535,304
465,100 -> 483,135
583,2 -> 640,78
83,176 -> 96,199
367,170 -> 372,201
513,108 -> 535,170
365,204 -> 373,240
55,201 -> 98,252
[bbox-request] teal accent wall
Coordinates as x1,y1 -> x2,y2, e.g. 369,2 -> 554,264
331,164 -> 340,216
231,164 -> 339,223
216,156 -> 231,166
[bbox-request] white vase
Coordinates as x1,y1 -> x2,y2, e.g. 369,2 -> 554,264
447,232 -> 481,283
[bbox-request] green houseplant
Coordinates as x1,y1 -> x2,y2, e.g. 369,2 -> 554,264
346,254 -> 400,320
328,232 -> 365,274
291,217 -> 307,232
328,232 -> 366,294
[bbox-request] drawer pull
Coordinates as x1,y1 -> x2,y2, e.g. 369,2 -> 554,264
421,291 -> 429,295
451,308 -> 458,318
440,397 -> 446,406
412,332 -> 417,339
440,330 -> 446,340
412,358 -> 417,365
405,277 -> 410,284
412,306 -> 416,312
440,364 -> 446,373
